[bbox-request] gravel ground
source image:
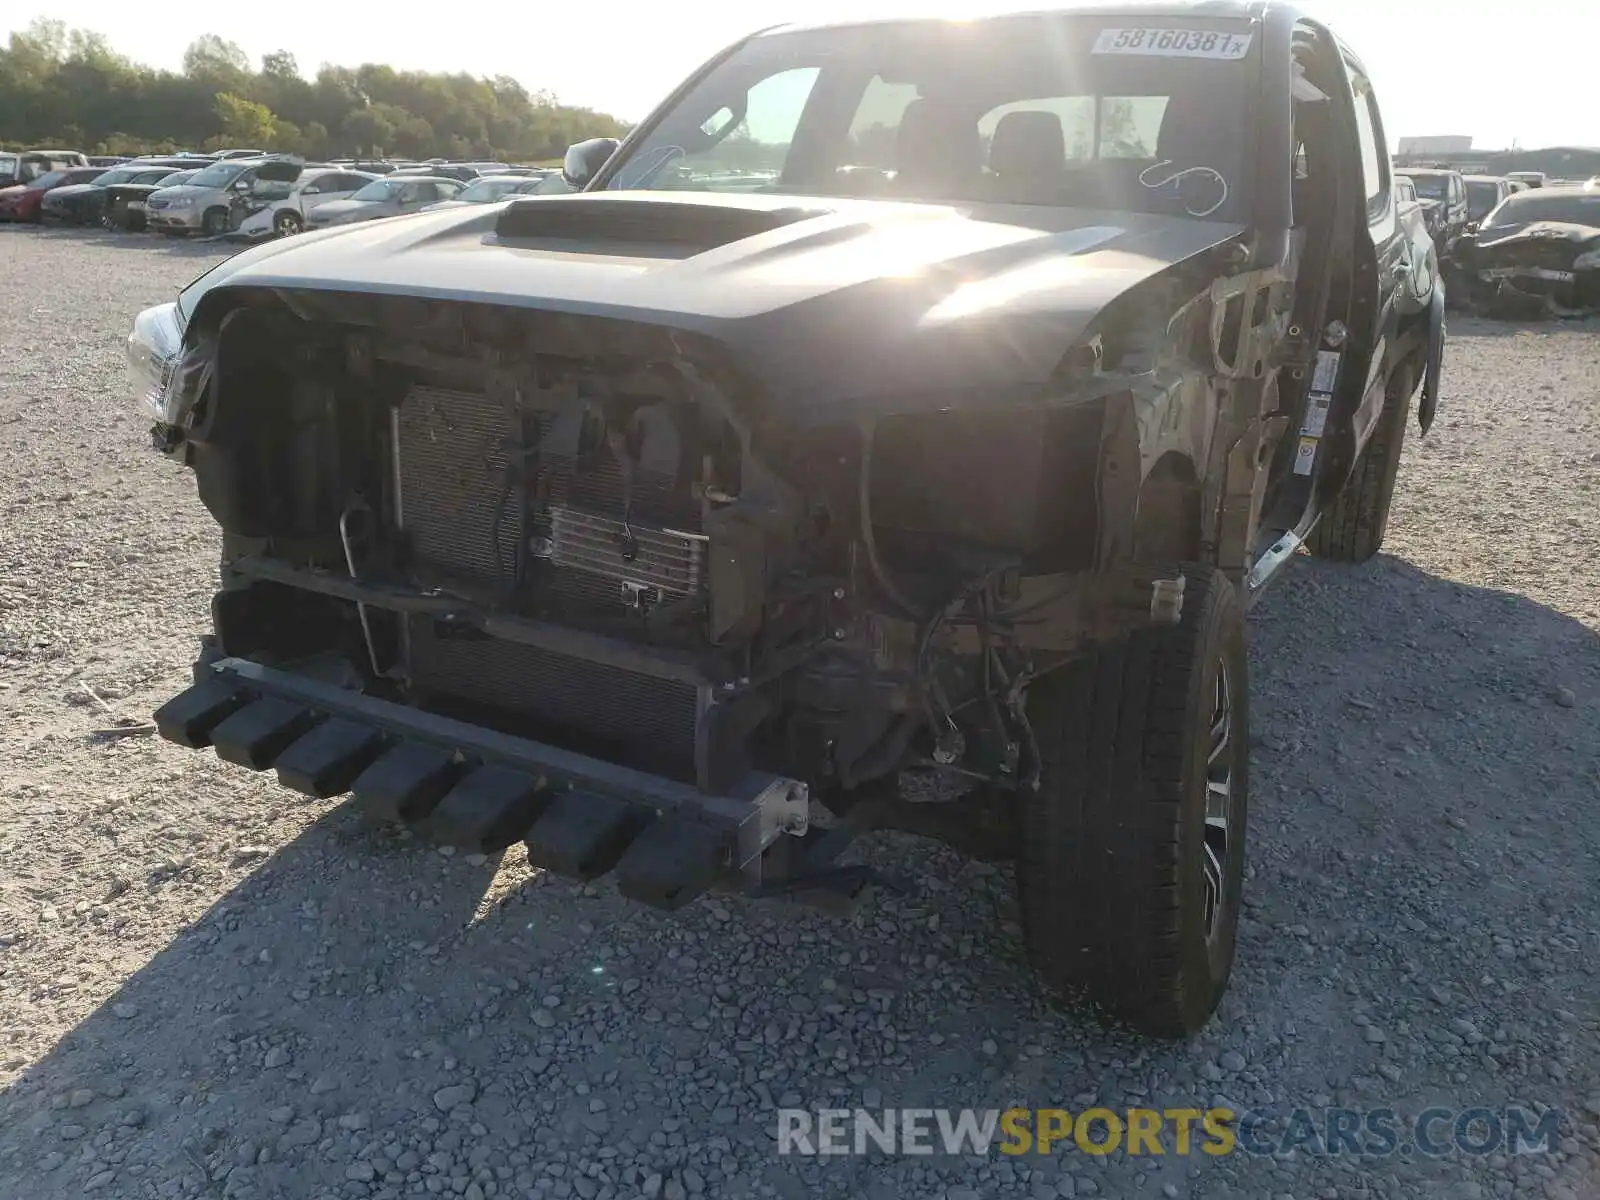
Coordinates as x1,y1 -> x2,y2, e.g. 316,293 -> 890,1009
0,226 -> 1597,1200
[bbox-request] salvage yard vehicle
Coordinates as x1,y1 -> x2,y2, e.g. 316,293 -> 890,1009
144,157 -> 276,237
134,1 -> 1444,1038
1457,182 -> 1600,316
1393,176 -> 1441,316
1395,167 -> 1469,256
421,174 -> 548,211
230,167 -> 379,239
0,148 -> 89,188
0,166 -> 103,222
39,161 -> 198,227
104,169 -> 201,232
1464,175 -> 1515,227
304,175 -> 465,227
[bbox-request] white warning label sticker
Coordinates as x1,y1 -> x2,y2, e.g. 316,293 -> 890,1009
1312,350 -> 1341,394
1292,436 -> 1319,476
1300,393 -> 1332,438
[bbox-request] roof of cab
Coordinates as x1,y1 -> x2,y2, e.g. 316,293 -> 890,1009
764,0 -> 1285,36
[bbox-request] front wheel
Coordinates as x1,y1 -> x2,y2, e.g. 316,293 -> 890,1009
273,209 -> 304,236
201,207 -> 229,237
1015,563 -> 1249,1038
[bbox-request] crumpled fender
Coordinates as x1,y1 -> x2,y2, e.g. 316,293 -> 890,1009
1419,282 -> 1445,435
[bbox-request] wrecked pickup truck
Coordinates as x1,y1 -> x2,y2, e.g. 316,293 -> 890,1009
131,1 -> 1444,1037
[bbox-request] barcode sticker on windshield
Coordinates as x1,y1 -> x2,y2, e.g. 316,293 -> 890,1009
1093,28 -> 1254,59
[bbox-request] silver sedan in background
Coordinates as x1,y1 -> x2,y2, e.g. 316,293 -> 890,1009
305,175 -> 464,228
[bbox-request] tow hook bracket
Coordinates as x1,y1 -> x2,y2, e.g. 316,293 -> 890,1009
524,790 -> 645,880
415,764 -> 549,853
152,679 -> 250,748
351,742 -> 460,823
275,718 -> 387,798
209,699 -> 318,771
615,818 -> 726,910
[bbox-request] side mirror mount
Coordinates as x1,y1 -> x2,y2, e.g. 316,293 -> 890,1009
563,138 -> 620,190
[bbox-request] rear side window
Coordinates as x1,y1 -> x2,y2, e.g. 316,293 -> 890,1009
1347,67 -> 1388,213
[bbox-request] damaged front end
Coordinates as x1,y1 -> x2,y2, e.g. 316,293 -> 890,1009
1460,216 -> 1600,318
137,247 -> 1220,907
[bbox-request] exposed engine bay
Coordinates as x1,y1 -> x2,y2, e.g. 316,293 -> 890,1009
160,288 -> 1192,814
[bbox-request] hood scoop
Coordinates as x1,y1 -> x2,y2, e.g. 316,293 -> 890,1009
495,195 -> 830,251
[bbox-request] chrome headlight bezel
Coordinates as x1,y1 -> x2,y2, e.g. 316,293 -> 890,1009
127,301 -> 185,423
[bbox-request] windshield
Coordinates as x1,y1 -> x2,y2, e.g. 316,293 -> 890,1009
1401,173 -> 1448,200
603,15 -> 1254,218
187,161 -> 250,189
158,171 -> 198,186
1484,189 -> 1600,230
31,170 -> 69,189
351,179 -> 403,202
1465,181 -> 1501,221
457,177 -> 529,203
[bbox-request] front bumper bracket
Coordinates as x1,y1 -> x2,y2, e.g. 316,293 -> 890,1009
154,657 -> 810,907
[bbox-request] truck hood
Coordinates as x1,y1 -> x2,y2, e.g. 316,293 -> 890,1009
187,191 -> 1245,416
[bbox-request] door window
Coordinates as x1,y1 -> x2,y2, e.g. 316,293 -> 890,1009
609,66 -> 821,190
1347,66 -> 1388,215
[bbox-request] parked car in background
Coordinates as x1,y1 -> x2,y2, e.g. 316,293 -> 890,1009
88,155 -> 130,168
392,163 -> 483,183
104,169 -> 201,231
40,160 -> 199,227
305,175 -> 464,227
0,149 -> 89,188
232,167 -> 380,238
1464,175 -> 1515,228
524,172 -> 577,196
1393,176 -> 1441,315
1506,171 -> 1546,190
1457,182 -> 1600,316
144,158 -> 276,236
214,148 -> 266,160
420,174 -> 544,210
1395,167 -> 1469,255
0,166 -> 104,222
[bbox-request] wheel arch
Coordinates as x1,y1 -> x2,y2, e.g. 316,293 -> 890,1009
1132,451 -> 1204,563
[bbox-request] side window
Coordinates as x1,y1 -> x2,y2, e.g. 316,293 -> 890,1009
613,66 -> 821,190
1347,66 -> 1388,213
980,98 -> 1095,160
1098,97 -> 1167,159
847,77 -> 920,169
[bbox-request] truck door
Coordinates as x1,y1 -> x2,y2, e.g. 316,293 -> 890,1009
1341,56 -> 1405,458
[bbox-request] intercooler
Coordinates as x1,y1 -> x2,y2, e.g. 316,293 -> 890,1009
392,384 -> 707,777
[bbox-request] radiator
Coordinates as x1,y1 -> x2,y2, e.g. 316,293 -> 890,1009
394,384 -> 707,774
395,385 -> 521,583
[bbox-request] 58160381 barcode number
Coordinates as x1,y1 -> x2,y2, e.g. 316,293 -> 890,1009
1092,28 -> 1254,59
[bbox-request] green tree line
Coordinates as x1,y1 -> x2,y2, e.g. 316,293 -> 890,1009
0,19 -> 631,162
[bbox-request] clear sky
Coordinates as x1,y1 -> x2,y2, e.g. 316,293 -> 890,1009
7,1 -> 1594,151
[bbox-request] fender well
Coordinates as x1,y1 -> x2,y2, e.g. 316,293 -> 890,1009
1132,451 -> 1202,563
